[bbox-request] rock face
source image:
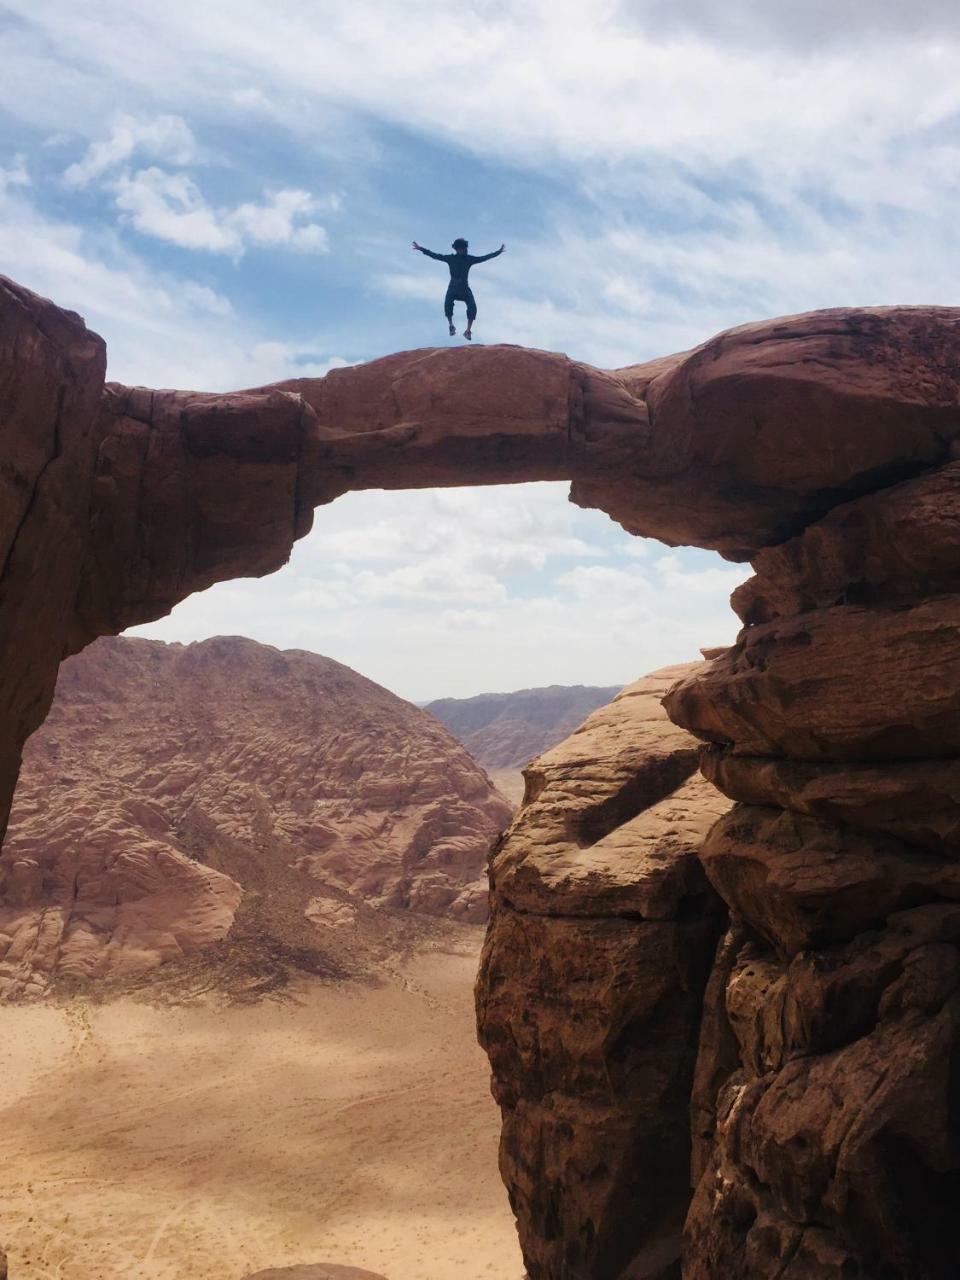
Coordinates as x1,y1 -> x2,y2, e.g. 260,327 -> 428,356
477,667 -> 730,1280
664,506 -> 960,1271
426,684 -> 624,770
0,635 -> 510,998
0,277 -> 106,847
6,274 -> 960,1275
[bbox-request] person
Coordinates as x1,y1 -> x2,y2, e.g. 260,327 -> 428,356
412,237 -> 505,340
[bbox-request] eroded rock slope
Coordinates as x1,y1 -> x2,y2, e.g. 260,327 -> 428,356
0,635 -> 510,998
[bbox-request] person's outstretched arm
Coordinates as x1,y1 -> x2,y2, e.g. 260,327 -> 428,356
412,240 -> 446,260
471,243 -> 506,264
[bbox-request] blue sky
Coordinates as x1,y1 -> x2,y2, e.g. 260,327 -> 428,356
2,1 -> 959,697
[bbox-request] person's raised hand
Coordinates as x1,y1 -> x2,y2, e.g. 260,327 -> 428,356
412,240 -> 422,250
500,243 -> 506,252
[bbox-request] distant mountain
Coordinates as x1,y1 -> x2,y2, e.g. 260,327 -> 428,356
426,685 -> 626,770
0,636 -> 512,999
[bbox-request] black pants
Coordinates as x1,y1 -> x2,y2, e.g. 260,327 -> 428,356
445,283 -> 477,322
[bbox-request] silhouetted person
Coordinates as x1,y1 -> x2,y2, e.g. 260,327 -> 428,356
412,237 -> 505,341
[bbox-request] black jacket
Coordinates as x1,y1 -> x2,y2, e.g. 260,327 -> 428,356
418,246 -> 503,284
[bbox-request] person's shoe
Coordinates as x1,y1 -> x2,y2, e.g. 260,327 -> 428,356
464,330 -> 473,341
448,322 -> 456,336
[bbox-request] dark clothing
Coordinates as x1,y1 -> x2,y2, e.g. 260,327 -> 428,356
418,246 -> 503,323
418,246 -> 503,283
445,283 -> 476,322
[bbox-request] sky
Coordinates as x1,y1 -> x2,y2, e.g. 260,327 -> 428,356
3,2 -> 959,698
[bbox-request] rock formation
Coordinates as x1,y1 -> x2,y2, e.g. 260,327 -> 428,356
477,667 -> 730,1280
665,481 -> 960,1277
0,634 -> 510,998
5,272 -> 960,1275
426,684 -> 625,770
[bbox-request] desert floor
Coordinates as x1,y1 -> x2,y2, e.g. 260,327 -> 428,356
0,931 -> 522,1280
487,770 -> 525,807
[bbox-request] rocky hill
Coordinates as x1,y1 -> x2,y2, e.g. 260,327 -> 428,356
0,635 -> 511,999
425,684 -> 624,770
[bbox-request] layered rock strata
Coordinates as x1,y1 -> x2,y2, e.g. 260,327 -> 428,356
0,635 -> 510,997
665,464 -> 960,1277
477,668 -> 730,1280
5,274 -> 960,1275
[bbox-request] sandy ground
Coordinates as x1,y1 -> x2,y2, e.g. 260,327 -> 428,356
0,933 -> 522,1280
487,771 -> 525,808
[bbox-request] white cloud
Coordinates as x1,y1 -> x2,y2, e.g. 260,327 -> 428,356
0,154 -> 29,191
64,113 -> 197,188
4,0 -> 957,185
228,188 -> 331,250
129,485 -> 750,699
111,167 -> 331,255
0,181 -> 346,389
60,113 -> 335,257
112,167 -> 238,252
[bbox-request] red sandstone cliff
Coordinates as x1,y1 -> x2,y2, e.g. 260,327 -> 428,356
5,273 -> 960,1276
0,635 -> 511,999
477,666 -> 730,1280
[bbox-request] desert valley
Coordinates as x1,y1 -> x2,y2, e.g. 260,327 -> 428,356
0,621 -> 641,1280
6,20 -> 960,1267
0,632 -> 529,1280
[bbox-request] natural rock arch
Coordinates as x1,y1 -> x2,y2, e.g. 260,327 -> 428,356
4,273 -> 960,1277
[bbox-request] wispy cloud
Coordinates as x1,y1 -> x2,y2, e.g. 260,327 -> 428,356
64,114 -> 198,188
112,167 -> 331,255
0,180 -> 346,387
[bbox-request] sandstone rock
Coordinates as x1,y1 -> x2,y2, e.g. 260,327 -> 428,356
685,907 -> 960,1279
733,460 -> 960,623
0,277 -> 106,844
665,595 -> 960,761
481,909 -> 720,1280
69,382 -> 322,644
0,634 -> 511,997
576,306 -> 960,557
688,927 -> 745,1189
477,666 -> 728,1280
702,747 -> 960,855
699,806 -> 960,958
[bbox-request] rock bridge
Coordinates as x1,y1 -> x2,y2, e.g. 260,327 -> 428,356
4,272 -> 960,1278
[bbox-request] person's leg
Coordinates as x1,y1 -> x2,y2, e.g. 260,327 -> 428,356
464,288 -> 477,340
444,286 -> 456,335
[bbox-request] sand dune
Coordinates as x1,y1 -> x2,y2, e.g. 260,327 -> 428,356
0,933 -> 521,1280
